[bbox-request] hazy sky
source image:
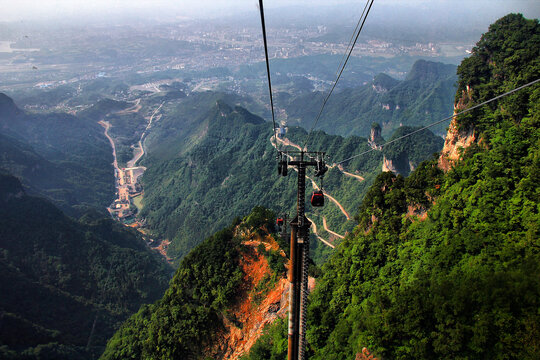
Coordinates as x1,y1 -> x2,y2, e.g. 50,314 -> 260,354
0,0 -> 538,22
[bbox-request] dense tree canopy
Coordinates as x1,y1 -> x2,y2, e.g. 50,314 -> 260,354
245,13 -> 540,360
0,174 -> 171,359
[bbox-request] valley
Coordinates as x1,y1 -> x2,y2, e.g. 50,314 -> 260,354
1,5 -> 537,360
100,99 -> 164,225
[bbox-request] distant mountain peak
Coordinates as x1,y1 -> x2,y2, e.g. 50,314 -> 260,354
212,99 -> 264,125
405,59 -> 456,82
0,93 -> 22,119
372,73 -> 399,93
0,173 -> 25,201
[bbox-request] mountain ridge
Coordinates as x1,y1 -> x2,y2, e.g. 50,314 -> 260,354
283,59 -> 457,137
0,93 -> 114,216
243,13 -> 540,359
0,173 -> 172,359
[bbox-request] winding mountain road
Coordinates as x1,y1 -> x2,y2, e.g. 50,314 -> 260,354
99,120 -> 119,173
323,217 -> 344,239
116,98 -> 142,115
127,101 -> 164,168
305,215 -> 335,249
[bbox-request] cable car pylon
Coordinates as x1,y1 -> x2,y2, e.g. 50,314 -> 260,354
279,150 -> 327,360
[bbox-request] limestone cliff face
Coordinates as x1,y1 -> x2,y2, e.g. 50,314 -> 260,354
370,125 -> 381,143
382,154 -> 414,176
369,123 -> 383,150
381,155 -> 398,174
438,85 -> 477,171
205,234 -> 290,360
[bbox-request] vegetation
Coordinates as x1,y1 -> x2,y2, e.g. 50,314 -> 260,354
78,98 -> 130,121
0,93 -> 114,216
240,318 -> 288,360
455,14 -> 539,133
283,59 -> 457,138
382,126 -> 444,176
244,13 -> 540,360
100,207 -> 281,360
137,85 -> 443,265
142,100 -> 372,264
0,173 -> 171,360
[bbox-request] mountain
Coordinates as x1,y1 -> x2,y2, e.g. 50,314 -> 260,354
243,13 -> 540,359
0,93 -> 114,216
0,133 -> 69,193
142,91 -> 266,162
0,173 -> 172,359
101,207 -> 292,360
140,100 -> 369,264
136,88 -> 444,265
381,126 -> 444,176
0,93 -> 22,118
283,59 -> 457,137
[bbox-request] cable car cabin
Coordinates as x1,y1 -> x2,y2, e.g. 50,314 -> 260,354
276,217 -> 284,226
311,190 -> 324,207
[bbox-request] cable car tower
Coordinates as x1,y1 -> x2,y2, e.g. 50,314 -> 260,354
258,0 -> 329,357
278,150 -> 327,360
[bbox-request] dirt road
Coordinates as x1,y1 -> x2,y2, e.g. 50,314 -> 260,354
127,101 -> 164,168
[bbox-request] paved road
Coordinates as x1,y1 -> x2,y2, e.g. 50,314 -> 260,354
128,101 -> 164,168
305,215 -> 335,249
323,216 -> 344,239
99,120 -> 119,173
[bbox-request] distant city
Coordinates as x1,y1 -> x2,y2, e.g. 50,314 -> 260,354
0,16 -> 474,106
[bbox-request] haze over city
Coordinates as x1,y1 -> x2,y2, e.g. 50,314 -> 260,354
1,0 -> 539,23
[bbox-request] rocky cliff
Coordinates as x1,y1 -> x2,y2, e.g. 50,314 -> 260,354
438,86 -> 477,171
207,234 -> 290,359
101,207 -> 301,360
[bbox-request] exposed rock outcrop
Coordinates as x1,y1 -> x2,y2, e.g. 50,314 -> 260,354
381,155 -> 397,174
438,86 -> 477,171
382,154 -> 414,176
207,235 -> 292,359
369,123 -> 383,150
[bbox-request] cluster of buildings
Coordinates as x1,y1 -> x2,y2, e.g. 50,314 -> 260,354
108,166 -> 145,224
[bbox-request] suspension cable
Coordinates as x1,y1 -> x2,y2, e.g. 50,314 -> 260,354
334,78 -> 540,166
302,0 -> 375,151
258,0 -> 279,151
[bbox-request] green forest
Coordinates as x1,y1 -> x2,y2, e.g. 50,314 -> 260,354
0,93 -> 115,217
0,173 -> 172,359
283,59 -> 457,138
2,9 -> 537,360
139,93 -> 443,265
243,13 -> 540,359
100,207 -> 280,359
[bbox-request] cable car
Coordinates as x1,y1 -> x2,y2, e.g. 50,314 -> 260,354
311,190 -> 324,207
276,217 -> 284,226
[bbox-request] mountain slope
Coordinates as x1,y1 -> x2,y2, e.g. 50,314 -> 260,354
139,100 -> 380,263
0,173 -> 172,359
139,89 -> 445,264
101,207 -> 289,360
0,94 -> 114,216
245,13 -> 540,360
283,59 -> 457,137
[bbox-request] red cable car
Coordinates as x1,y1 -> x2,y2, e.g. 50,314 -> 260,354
311,190 -> 324,207
276,217 -> 284,226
